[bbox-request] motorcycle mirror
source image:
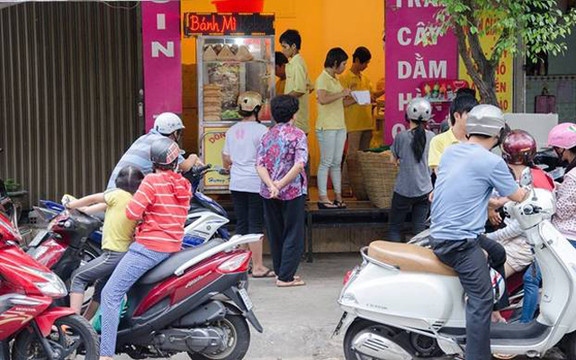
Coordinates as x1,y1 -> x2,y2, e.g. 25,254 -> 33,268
519,167 -> 533,188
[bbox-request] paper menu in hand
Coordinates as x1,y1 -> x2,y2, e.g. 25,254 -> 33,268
351,90 -> 371,105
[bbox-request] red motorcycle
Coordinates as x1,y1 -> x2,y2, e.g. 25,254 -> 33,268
108,234 -> 263,359
0,179 -> 99,359
33,206 -> 263,360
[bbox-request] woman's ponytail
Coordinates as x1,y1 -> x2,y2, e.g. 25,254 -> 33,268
411,119 -> 427,163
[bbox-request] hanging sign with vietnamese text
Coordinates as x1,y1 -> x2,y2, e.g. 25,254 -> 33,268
384,0 -> 459,144
183,13 -> 274,37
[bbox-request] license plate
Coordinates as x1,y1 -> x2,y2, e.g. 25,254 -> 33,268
28,230 -> 48,248
332,312 -> 348,337
238,288 -> 253,311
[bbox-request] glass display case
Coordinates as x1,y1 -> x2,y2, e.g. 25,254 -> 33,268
197,35 -> 275,191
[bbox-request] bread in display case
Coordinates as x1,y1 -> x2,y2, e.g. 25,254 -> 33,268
196,35 -> 275,191
198,36 -> 274,124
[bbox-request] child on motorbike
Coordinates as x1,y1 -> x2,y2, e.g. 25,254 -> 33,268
99,138 -> 192,359
487,130 -> 555,278
388,98 -> 435,242
429,104 -> 527,360
65,166 -> 144,320
223,91 -> 273,278
520,123 -> 576,323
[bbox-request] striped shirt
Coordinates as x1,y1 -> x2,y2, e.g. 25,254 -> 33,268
107,129 -> 184,189
126,170 -> 192,253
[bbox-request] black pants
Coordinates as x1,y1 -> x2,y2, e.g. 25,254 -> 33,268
388,192 -> 429,242
231,191 -> 264,235
263,195 -> 306,282
431,236 -> 507,360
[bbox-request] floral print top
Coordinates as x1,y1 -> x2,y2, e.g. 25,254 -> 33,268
256,123 -> 308,200
552,168 -> 576,240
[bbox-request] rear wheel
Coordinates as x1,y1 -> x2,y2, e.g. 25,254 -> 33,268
188,314 -> 250,360
560,331 -> 576,360
343,319 -> 444,360
12,314 -> 99,360
344,319 -> 403,360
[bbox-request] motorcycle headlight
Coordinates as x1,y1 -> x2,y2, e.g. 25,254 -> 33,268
23,266 -> 68,298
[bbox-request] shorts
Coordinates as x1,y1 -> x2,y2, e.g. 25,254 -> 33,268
501,236 -> 534,272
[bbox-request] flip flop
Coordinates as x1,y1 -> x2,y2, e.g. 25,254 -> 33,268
276,275 -> 301,281
252,269 -> 276,278
317,201 -> 338,210
333,200 -> 347,209
276,278 -> 306,287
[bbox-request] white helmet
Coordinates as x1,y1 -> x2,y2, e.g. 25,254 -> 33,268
466,105 -> 505,138
406,98 -> 432,122
154,112 -> 185,135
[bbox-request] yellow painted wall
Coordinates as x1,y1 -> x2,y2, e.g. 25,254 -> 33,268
180,0 -> 385,173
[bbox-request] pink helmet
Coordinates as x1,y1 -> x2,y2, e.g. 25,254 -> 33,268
548,123 -> 576,149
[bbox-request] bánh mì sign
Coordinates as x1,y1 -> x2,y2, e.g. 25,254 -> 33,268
183,13 -> 274,37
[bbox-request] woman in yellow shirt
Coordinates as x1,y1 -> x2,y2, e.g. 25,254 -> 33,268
316,48 -> 351,209
65,166 -> 144,319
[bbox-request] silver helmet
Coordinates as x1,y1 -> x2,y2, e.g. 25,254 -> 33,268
466,104 -> 505,137
406,98 -> 432,122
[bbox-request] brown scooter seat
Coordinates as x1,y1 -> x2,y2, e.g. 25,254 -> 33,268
368,241 -> 457,277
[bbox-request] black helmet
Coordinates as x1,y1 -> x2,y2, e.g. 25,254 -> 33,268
150,137 -> 180,170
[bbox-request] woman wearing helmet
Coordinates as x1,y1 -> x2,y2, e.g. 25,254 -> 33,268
519,123 -> 576,323
222,92 -> 274,278
388,97 -> 435,242
487,130 -> 555,279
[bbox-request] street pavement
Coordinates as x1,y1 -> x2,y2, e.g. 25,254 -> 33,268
117,254 -> 358,360
114,254 -> 565,360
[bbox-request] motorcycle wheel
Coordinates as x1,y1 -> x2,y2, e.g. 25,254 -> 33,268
12,314 -> 99,360
344,319 -> 400,360
561,331 -> 576,360
188,314 -> 250,360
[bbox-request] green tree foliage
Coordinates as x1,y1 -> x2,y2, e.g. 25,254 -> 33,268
432,0 -> 576,105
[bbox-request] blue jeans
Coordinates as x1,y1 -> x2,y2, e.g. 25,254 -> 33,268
521,262 -> 541,323
99,242 -> 171,356
520,239 -> 576,323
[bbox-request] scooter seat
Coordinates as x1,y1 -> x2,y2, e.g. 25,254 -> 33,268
368,241 -> 457,277
138,238 -> 226,285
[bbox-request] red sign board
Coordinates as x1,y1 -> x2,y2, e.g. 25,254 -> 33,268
183,13 -> 274,37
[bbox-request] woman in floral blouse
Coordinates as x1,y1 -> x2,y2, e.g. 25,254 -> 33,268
257,95 -> 308,287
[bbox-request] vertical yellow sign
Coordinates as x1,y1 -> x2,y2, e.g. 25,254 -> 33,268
458,17 -> 514,112
202,127 -> 230,189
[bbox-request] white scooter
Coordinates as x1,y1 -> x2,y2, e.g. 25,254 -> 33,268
336,168 -> 576,359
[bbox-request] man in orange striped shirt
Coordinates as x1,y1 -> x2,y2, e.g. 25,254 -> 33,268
99,137 -> 192,359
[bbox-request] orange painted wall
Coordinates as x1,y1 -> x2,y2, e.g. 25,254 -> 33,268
180,0 -> 385,173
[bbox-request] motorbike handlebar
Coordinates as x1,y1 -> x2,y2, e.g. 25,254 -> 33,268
192,164 -> 212,174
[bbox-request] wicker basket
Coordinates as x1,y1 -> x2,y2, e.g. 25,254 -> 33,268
358,151 -> 398,209
346,152 -> 369,201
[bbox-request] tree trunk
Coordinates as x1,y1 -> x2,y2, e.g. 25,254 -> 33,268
476,61 -> 499,106
454,23 -> 499,107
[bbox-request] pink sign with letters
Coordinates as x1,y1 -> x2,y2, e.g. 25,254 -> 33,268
142,0 -> 182,130
384,0 -> 458,144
